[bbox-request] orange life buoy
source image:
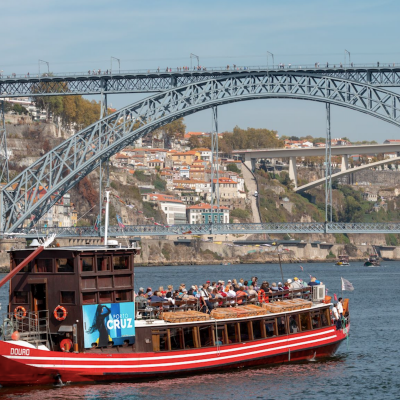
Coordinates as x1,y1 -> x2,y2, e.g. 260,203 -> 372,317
14,306 -> 27,320
258,290 -> 265,303
60,338 -> 73,352
53,305 -> 68,321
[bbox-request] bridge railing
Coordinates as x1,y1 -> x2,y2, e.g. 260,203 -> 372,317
1,62 -> 400,80
7,221 -> 400,238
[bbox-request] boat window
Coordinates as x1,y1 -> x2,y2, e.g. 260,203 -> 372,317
15,260 -> 32,273
14,291 -> 28,304
169,328 -> 184,350
226,323 -> 240,343
276,316 -> 287,335
114,255 -> 129,270
240,321 -> 252,341
97,256 -> 110,272
99,291 -> 113,302
199,324 -> 214,347
265,318 -> 277,337
288,315 -> 300,334
56,258 -> 74,273
214,324 -> 227,345
311,312 -> 321,329
152,329 -> 169,352
183,326 -> 200,349
252,320 -> 263,340
115,290 -> 132,302
81,257 -> 94,272
61,291 -> 75,304
35,259 -> 52,273
300,312 -> 312,331
321,308 -> 330,327
82,292 -> 97,304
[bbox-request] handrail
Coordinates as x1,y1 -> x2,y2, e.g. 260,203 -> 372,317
1,62 -> 400,80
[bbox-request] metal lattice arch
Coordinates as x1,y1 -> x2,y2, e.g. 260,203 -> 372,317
2,73 -> 400,233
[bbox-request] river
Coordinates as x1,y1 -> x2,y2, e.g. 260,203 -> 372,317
0,261 -> 399,399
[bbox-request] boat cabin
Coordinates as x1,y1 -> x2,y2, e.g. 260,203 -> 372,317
8,244 -> 139,352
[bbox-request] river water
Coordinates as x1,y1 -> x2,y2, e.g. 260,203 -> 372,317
0,261 -> 399,400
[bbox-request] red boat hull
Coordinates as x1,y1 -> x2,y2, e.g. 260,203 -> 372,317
0,325 -> 348,386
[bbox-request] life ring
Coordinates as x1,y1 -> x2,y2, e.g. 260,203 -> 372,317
258,290 -> 265,303
53,305 -> 68,321
60,338 -> 73,352
14,306 -> 27,320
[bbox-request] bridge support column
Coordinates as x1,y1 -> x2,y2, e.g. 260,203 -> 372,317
341,154 -> 349,172
289,157 -> 298,188
0,101 -> 9,184
244,156 -> 256,172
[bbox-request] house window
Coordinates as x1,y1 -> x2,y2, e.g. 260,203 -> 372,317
14,291 -> 29,304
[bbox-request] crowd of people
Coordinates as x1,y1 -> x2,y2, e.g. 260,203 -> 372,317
135,275 -> 325,314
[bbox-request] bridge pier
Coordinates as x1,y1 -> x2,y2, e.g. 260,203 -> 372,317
341,154 -> 349,172
244,156 -> 256,172
289,157 -> 298,188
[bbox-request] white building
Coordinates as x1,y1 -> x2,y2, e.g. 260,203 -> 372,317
143,193 -> 187,225
187,203 -> 230,224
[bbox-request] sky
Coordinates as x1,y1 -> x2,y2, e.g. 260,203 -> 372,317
2,0 -> 400,142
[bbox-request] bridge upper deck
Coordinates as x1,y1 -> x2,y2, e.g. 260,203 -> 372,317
1,63 -> 400,97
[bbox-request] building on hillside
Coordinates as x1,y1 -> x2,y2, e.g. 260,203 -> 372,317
213,177 -> 240,199
168,150 -> 200,165
384,152 -> 397,159
169,179 -> 211,195
362,192 -> 378,202
142,193 -> 187,224
180,164 -> 190,179
384,139 -> 400,144
191,148 -> 212,161
147,159 -> 164,169
113,153 -> 129,168
331,138 -> 351,146
187,203 -> 230,224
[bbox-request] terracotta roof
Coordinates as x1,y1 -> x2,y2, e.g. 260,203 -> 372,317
148,194 -> 183,204
148,159 -> 164,163
213,178 -> 237,184
173,179 -> 209,184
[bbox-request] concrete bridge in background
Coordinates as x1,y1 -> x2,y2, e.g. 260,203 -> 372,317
234,144 -> 400,189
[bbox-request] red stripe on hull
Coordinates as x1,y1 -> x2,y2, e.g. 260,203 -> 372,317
0,326 -> 348,386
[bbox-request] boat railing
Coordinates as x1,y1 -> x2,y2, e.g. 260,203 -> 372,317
0,310 -> 51,348
136,287 -> 312,320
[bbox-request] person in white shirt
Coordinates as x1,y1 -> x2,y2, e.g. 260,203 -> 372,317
226,285 -> 237,305
332,304 -> 341,329
337,298 -> 344,317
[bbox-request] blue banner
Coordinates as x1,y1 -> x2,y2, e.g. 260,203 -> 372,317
82,302 -> 135,348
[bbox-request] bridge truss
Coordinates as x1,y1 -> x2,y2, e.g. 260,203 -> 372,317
1,67 -> 400,98
12,222 -> 400,238
2,73 -> 400,233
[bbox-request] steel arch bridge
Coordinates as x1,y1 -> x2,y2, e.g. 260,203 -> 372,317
1,66 -> 400,98
2,73 -> 400,233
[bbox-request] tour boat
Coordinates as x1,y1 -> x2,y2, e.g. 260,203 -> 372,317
0,192 -> 350,387
364,254 -> 380,267
335,255 -> 350,266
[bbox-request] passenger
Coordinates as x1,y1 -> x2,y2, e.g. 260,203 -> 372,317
226,285 -> 237,305
239,278 -> 244,287
291,277 -> 302,290
166,285 -> 173,298
149,291 -> 168,303
146,287 -> 153,298
135,291 -> 148,309
199,284 -> 213,313
243,280 -> 249,290
289,316 -> 299,333
308,277 -> 321,286
271,282 -> 279,292
236,288 -> 248,304
332,303 -> 341,329
337,297 -> 343,318
278,282 -> 284,291
246,285 -> 257,303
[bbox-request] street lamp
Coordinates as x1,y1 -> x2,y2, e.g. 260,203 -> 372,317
344,49 -> 351,66
190,53 -> 199,69
111,57 -> 120,74
38,59 -> 50,76
267,51 -> 274,69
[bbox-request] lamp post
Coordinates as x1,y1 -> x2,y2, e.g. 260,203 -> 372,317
190,53 -> 199,69
38,59 -> 50,76
344,50 -> 351,66
267,51 -> 274,69
111,57 -> 120,74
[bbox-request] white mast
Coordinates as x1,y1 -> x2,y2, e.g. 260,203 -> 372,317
104,188 -> 110,246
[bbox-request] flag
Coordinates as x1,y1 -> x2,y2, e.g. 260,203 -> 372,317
334,293 -> 338,301
341,277 -> 354,291
94,214 -> 101,231
30,215 -> 35,221
309,274 -> 313,280
116,214 -> 125,229
299,266 -> 304,271
325,288 -> 329,295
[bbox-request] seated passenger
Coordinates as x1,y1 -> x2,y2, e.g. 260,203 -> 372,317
289,316 -> 299,333
149,291 -> 168,303
236,288 -> 248,304
308,277 -> 322,286
271,282 -> 279,292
